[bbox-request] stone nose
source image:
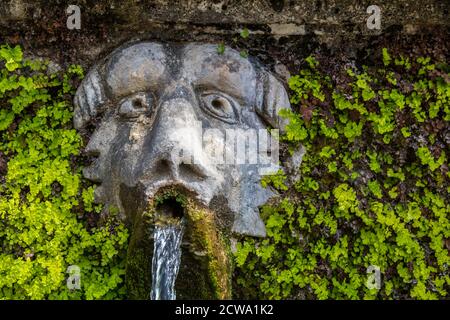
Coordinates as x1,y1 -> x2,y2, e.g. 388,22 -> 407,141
142,98 -> 213,183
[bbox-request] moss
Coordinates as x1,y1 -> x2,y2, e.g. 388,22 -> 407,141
125,209 -> 153,300
125,247 -> 151,299
182,203 -> 232,299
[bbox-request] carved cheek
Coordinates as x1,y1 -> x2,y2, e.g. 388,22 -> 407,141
203,128 -> 225,165
82,118 -> 119,182
109,124 -> 147,187
128,115 -> 152,145
127,120 -> 152,178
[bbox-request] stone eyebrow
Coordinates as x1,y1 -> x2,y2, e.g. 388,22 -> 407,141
74,43 -> 292,132
189,58 -> 291,132
192,65 -> 256,105
194,74 -> 251,102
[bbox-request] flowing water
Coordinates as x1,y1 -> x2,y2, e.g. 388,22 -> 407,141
150,223 -> 184,300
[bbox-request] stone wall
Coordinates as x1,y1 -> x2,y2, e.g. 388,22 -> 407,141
1,1 -> 448,32
0,0 -> 448,68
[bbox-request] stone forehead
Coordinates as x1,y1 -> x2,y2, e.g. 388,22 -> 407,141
180,44 -> 256,79
104,42 -> 257,97
181,44 -> 257,99
105,42 -> 168,97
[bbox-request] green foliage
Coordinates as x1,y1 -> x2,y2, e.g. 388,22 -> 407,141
288,60 -> 327,103
0,45 -> 128,299
240,28 -> 250,39
217,43 -> 225,55
240,50 -> 249,58
0,45 -> 23,71
382,48 -> 391,66
416,147 -> 446,172
235,49 -> 450,300
261,170 -> 288,191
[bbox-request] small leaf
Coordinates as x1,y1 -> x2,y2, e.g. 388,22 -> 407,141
240,28 -> 250,39
217,43 -> 225,55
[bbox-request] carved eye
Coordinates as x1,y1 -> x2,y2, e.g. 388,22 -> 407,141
118,93 -> 152,118
200,92 -> 238,124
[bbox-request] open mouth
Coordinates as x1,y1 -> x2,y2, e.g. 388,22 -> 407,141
155,197 -> 185,220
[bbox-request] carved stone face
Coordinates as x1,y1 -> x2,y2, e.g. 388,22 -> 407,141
74,42 -> 291,237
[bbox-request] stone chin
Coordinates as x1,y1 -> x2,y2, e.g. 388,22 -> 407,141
73,41 -> 292,238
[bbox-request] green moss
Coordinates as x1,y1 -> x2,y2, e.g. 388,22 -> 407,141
183,204 -> 232,299
125,247 -> 151,299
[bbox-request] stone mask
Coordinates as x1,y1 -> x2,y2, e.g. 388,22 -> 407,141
73,42 -> 292,237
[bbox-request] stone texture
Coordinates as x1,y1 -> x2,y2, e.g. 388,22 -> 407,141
0,1 -> 448,68
1,1 -> 448,30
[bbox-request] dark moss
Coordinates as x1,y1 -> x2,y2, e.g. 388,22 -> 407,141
125,209 -> 153,299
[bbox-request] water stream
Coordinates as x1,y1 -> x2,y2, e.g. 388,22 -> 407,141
150,223 -> 184,300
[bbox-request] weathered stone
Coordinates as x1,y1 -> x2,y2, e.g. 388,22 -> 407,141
1,1 -> 448,31
74,41 -> 293,238
0,0 -> 27,22
0,1 -> 447,68
0,1 -> 444,103
285,145 -> 307,184
270,23 -> 306,36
